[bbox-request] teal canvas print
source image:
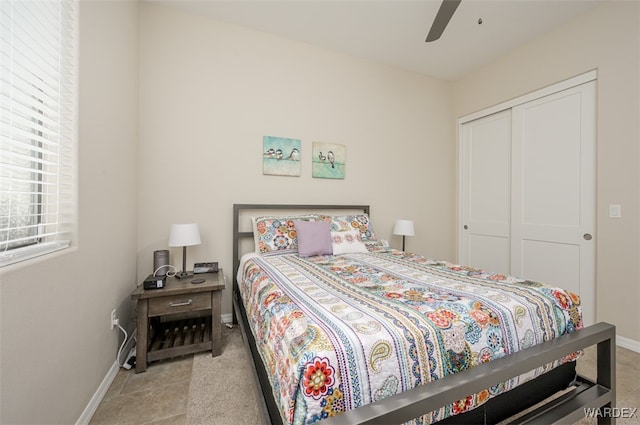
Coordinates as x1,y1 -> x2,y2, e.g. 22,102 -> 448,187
312,142 -> 345,179
263,136 -> 301,176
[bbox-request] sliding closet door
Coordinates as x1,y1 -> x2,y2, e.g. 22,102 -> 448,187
460,110 -> 511,274
511,81 -> 596,325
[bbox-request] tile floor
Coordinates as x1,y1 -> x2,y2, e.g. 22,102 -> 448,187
89,339 -> 640,425
89,353 -> 193,425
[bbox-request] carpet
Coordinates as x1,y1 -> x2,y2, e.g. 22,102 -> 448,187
186,327 -> 268,425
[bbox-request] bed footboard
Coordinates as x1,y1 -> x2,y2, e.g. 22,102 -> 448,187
322,321 -> 616,425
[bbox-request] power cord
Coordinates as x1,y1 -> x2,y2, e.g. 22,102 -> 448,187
115,321 -> 139,369
114,319 -> 129,368
153,264 -> 177,278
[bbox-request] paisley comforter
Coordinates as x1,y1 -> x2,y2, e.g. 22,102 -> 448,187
238,246 -> 582,424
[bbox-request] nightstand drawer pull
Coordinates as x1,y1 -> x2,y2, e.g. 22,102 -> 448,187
147,291 -> 211,316
169,299 -> 193,307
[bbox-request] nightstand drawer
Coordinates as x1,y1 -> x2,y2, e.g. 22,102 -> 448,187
148,292 -> 211,316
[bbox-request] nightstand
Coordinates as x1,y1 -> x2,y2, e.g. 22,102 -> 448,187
131,270 -> 225,373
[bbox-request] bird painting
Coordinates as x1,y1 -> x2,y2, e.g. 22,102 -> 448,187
312,142 -> 345,179
263,135 -> 301,177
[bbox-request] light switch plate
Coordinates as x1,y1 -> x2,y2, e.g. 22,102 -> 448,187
609,204 -> 621,218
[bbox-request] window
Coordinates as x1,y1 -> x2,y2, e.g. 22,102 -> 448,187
0,0 -> 77,267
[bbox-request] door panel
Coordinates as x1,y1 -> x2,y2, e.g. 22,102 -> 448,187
521,239 -> 580,294
468,234 -> 510,274
460,110 -> 511,274
520,93 -> 582,227
511,81 -> 596,325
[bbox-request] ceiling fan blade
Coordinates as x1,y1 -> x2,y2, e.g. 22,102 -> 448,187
425,0 -> 461,42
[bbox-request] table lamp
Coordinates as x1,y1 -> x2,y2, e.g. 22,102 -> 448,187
393,219 -> 415,251
168,223 -> 201,279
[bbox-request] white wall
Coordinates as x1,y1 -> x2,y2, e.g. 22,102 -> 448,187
452,1 -> 640,344
0,2 -> 139,423
137,3 -> 457,317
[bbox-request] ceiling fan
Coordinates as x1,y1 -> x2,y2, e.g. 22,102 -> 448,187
425,0 -> 462,42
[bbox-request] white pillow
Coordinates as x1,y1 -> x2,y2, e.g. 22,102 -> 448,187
331,229 -> 369,255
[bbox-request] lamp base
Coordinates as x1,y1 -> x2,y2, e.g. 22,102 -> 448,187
175,271 -> 193,279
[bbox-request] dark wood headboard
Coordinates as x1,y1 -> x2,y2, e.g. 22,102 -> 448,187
232,203 -> 370,293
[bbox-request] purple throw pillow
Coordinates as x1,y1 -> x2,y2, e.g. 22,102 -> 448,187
294,220 -> 333,257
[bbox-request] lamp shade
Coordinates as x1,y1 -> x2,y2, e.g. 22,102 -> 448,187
168,224 -> 201,247
393,220 -> 415,236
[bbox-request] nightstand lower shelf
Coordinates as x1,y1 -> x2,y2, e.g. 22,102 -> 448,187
147,316 -> 212,362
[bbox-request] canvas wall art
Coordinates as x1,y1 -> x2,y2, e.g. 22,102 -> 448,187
312,142 -> 345,179
263,135 -> 301,176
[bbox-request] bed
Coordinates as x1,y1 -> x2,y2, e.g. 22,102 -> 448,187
232,204 -> 616,425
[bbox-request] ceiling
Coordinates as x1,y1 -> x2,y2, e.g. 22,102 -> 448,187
152,0 -> 605,81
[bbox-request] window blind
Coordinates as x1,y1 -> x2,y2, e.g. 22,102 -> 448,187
0,0 -> 77,267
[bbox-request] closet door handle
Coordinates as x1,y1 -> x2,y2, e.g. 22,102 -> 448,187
463,225 -> 468,230
583,233 -> 592,241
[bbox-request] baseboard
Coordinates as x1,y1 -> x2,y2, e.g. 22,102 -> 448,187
617,334 -> 640,353
76,329 -> 137,425
222,313 -> 233,324
75,361 -> 120,425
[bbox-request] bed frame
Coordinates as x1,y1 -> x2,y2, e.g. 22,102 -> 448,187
232,203 -> 616,425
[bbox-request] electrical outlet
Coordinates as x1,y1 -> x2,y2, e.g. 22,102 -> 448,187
110,309 -> 117,330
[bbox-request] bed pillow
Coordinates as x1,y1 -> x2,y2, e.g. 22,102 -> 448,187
331,229 -> 369,255
320,213 -> 377,243
294,220 -> 333,257
252,214 -> 318,253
